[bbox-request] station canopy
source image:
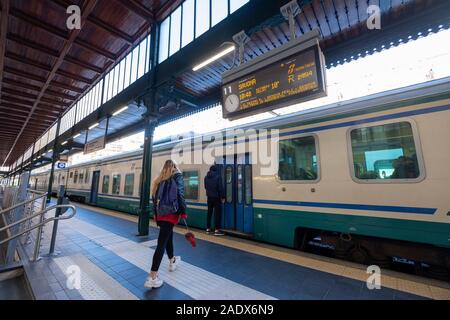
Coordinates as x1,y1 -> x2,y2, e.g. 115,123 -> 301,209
1,0 -> 449,175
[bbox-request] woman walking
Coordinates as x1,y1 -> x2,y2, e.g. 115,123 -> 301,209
145,160 -> 187,289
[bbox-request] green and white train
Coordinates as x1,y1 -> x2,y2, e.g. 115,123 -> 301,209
32,79 -> 450,275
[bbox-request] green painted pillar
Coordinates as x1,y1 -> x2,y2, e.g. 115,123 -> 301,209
138,113 -> 158,236
46,118 -> 61,203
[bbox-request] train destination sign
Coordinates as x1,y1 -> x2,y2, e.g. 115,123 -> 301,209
221,30 -> 326,120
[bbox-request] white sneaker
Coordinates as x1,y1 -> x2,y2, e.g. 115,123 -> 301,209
169,256 -> 181,272
144,276 -> 163,288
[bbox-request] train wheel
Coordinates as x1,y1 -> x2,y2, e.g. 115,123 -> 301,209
425,265 -> 449,280
369,253 -> 392,269
349,244 -> 369,265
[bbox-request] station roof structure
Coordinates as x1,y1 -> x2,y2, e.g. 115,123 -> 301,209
1,0 -> 450,176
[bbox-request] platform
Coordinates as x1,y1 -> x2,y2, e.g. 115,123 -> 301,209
16,202 -> 450,300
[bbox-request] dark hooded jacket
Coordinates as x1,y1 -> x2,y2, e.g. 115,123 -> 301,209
204,166 -> 225,199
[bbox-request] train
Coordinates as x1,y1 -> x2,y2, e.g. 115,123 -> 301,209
31,78 -> 450,277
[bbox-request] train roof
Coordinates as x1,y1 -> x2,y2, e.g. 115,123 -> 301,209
32,77 -> 450,175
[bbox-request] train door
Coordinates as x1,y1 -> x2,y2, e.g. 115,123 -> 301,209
221,153 -> 254,235
34,178 -> 38,190
90,171 -> 100,204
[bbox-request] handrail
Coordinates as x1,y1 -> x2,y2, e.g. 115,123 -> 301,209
0,204 -> 76,246
0,192 -> 47,216
26,189 -> 47,195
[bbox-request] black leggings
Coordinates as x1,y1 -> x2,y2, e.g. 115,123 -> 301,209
207,197 -> 222,230
151,221 -> 174,272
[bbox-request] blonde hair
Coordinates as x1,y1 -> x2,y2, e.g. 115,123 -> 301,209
151,159 -> 180,197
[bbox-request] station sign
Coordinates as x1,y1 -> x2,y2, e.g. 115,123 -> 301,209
221,29 -> 327,120
84,136 -> 105,154
57,162 -> 66,169
58,154 -> 68,162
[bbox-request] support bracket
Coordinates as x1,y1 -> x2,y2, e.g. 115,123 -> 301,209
232,31 -> 250,66
280,0 -> 301,41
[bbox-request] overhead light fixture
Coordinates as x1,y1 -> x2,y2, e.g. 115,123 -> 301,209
61,140 -> 68,146
73,133 -> 81,139
192,45 -> 235,71
88,123 -> 99,130
48,149 -> 53,153
113,106 -> 128,116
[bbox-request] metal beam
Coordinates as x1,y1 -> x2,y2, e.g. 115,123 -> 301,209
65,56 -> 103,74
6,37 -> 106,74
3,66 -> 47,83
5,51 -> 94,84
0,0 -> 10,100
1,87 -> 70,106
10,7 -> 116,61
2,78 -> 77,100
117,0 -> 154,22
88,15 -> 134,44
2,0 -> 99,166
154,0 -> 291,88
50,80 -> 85,94
51,0 -> 134,43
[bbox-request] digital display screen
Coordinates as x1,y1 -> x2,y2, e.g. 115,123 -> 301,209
221,44 -> 326,119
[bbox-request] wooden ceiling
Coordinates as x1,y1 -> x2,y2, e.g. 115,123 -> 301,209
0,0 -> 177,166
176,0 -> 438,97
1,0 -> 448,168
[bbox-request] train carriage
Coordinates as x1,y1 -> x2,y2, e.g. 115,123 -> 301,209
31,79 -> 450,274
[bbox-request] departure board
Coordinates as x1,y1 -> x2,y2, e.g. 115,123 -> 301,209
221,43 -> 326,119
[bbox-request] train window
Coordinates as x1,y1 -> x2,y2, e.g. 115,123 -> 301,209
350,121 -> 421,181
237,165 -> 243,204
85,170 -> 89,184
79,172 -> 84,184
244,165 -> 252,205
124,174 -> 134,196
112,174 -> 121,195
278,136 -> 318,181
182,171 -> 199,200
102,175 -> 110,193
225,166 -> 233,203
69,172 -> 73,179
74,171 -> 78,184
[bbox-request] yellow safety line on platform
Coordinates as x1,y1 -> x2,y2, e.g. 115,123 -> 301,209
73,202 -> 450,300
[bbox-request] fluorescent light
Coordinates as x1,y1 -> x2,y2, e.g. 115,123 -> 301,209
88,123 -> 99,130
61,141 -> 68,145
48,149 -> 53,153
193,46 -> 235,71
73,133 -> 81,139
113,106 -> 128,116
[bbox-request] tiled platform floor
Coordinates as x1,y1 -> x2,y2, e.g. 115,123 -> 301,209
18,202 -> 450,300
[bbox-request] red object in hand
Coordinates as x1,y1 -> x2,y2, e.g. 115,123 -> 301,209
185,232 -> 196,247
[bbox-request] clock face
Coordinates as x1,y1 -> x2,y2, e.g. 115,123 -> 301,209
224,94 -> 240,112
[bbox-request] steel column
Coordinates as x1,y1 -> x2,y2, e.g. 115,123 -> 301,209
46,118 -> 61,203
138,23 -> 159,236
138,107 -> 157,236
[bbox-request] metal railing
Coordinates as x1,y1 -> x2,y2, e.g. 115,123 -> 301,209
0,188 -> 76,263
